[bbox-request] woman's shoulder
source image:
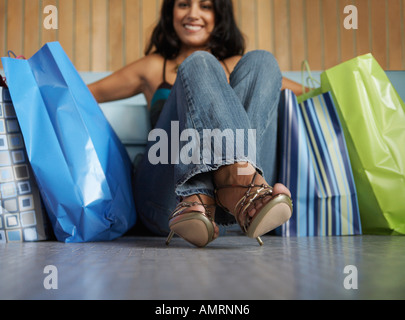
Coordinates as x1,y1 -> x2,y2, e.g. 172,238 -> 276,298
134,54 -> 168,100
135,54 -> 164,73
119,53 -> 163,78
142,53 -> 165,64
129,53 -> 165,85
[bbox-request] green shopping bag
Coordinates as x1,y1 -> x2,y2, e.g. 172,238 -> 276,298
321,54 -> 405,235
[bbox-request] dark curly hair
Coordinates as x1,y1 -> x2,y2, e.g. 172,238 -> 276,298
145,0 -> 245,60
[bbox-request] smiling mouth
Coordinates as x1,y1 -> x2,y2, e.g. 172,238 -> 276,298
184,24 -> 203,31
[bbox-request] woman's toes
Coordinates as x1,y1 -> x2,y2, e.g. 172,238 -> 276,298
213,223 -> 220,239
273,183 -> 291,198
247,207 -> 257,218
246,185 -> 291,218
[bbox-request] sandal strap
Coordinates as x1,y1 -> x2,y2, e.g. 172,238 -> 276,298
169,194 -> 216,222
214,171 -> 274,232
215,172 -> 265,212
236,186 -> 273,232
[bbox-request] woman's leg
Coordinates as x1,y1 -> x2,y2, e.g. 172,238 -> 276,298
229,50 -> 282,184
134,51 -> 238,236
135,50 -> 288,236
213,50 -> 291,230
175,50 -> 288,231
134,51 -> 252,236
173,51 -> 260,198
133,97 -> 178,236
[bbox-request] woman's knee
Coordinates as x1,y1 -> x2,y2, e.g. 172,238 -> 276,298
179,50 -> 219,72
242,50 -> 281,78
246,50 -> 279,66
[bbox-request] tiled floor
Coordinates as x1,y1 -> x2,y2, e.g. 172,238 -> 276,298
1,235 -> 404,300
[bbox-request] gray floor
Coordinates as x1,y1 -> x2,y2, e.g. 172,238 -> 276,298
1,235 -> 405,300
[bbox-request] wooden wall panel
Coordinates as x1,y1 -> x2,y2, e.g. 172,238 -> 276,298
339,0 -> 356,63
108,0 -> 124,71
370,0 -> 387,68
75,0 -> 91,71
239,0 -> 257,52
290,0 -> 306,71
125,0 -> 141,64
92,0 -> 108,71
401,0 -> 405,69
141,0 -> 158,56
274,0 -> 290,70
387,0 -> 402,70
233,0 -> 240,23
322,0 -> 340,69
0,0 -> 5,63
24,0 -> 40,60
42,0 -> 58,45
306,0 -> 323,70
257,0 -> 273,53
356,0 -> 371,57
58,0 -> 74,62
0,0 -> 404,72
6,0 -> 23,58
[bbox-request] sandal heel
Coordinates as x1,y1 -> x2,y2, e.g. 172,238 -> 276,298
215,171 -> 292,246
166,231 -> 175,246
166,194 -> 216,248
256,237 -> 263,246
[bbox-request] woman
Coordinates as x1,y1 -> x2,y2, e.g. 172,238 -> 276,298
89,0 -> 300,247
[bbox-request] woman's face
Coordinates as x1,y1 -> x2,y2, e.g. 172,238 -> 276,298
173,0 -> 215,51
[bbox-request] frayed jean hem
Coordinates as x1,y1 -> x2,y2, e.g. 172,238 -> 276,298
175,157 -> 264,199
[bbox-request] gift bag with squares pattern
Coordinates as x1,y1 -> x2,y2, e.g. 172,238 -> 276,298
0,86 -> 50,243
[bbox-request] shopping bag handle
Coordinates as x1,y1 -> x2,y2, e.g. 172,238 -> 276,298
301,60 -> 320,91
298,60 -> 322,104
7,50 -> 26,60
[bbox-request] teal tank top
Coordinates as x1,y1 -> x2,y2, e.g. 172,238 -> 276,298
150,59 -> 172,128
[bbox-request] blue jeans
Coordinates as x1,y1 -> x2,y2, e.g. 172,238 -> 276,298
134,50 -> 282,236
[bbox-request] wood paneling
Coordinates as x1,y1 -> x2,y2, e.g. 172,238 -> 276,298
6,0 -> 23,58
108,0 -> 124,71
239,0 -> 257,52
370,0 -> 387,68
290,0 -> 306,71
387,0 -> 402,69
339,0 -> 356,62
75,0 -> 91,71
257,0 -> 273,53
0,0 -> 5,61
42,0 -> 58,45
306,0 -> 323,70
323,0 -> 340,69
91,0 -> 108,71
0,0 -> 404,72
23,0 -> 40,60
274,0 -> 290,70
125,0 -> 141,64
58,0 -> 74,61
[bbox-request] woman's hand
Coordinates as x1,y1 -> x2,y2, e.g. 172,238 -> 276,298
281,77 -> 309,96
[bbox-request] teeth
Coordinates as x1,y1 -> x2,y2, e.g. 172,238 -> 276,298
185,25 -> 202,31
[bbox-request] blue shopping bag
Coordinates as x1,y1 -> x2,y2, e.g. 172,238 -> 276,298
277,89 -> 361,236
1,42 -> 136,242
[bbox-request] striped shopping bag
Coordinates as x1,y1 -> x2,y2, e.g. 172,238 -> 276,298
277,89 -> 361,236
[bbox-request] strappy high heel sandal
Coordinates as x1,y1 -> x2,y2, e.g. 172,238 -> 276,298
215,172 -> 293,246
166,194 -> 216,248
